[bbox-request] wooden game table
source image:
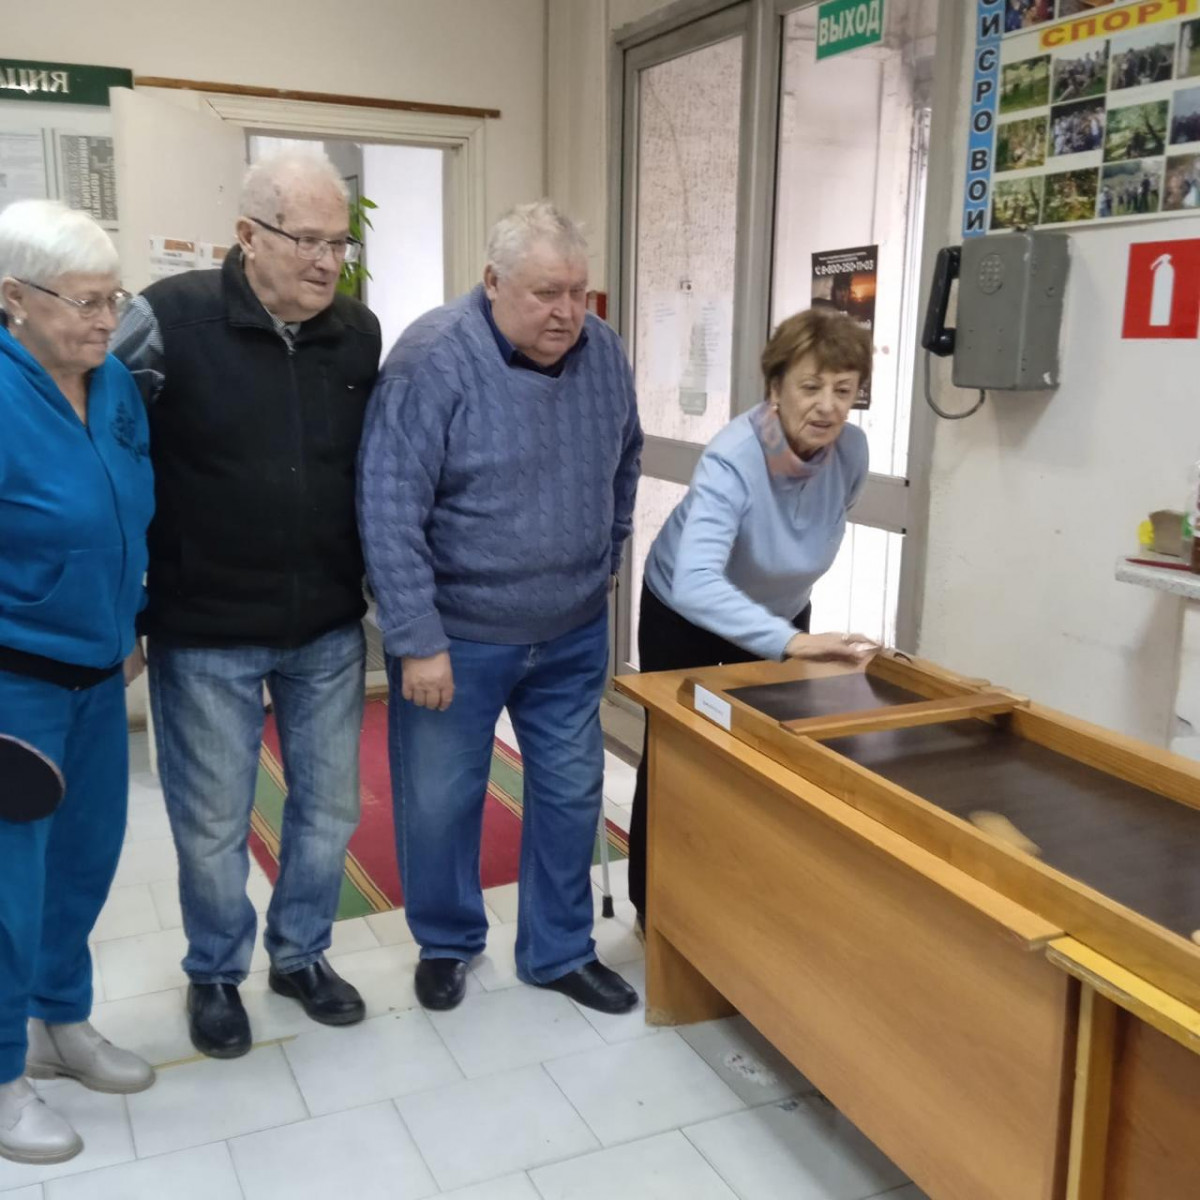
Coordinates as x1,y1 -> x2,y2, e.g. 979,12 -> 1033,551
615,651 -> 1200,1200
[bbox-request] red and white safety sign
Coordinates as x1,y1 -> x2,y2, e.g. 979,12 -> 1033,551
1122,239 -> 1200,340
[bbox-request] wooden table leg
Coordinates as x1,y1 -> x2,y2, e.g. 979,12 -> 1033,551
1066,984 -> 1118,1200
644,727 -> 734,1027
645,922 -> 735,1027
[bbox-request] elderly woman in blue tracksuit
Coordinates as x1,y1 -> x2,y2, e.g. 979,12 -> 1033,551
0,200 -> 156,1165
629,308 -> 879,928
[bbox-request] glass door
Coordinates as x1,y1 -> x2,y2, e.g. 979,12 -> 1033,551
612,0 -> 939,675
615,5 -> 753,672
771,0 -> 938,647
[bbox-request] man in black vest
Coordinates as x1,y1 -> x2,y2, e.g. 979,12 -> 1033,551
113,151 -> 380,1059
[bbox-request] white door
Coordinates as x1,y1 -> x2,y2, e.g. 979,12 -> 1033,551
110,87 -> 247,292
110,87 -> 247,755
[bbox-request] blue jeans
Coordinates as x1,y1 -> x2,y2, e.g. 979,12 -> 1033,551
387,608 -> 608,984
0,670 -> 128,1084
149,623 -> 365,984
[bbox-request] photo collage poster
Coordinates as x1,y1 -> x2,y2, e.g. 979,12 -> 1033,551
966,0 -> 1200,234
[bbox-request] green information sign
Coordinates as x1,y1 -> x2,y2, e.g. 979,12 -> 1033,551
0,59 -> 132,107
816,0 -> 885,61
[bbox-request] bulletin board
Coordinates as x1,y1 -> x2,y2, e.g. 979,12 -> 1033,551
963,0 -> 1200,236
0,59 -> 132,229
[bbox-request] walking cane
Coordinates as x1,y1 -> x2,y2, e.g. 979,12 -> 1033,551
597,582 -> 617,919
596,807 -> 615,919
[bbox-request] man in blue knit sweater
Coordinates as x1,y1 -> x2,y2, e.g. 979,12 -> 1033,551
358,202 -> 642,1014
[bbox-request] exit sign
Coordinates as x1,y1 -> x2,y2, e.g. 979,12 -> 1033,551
817,0 -> 885,60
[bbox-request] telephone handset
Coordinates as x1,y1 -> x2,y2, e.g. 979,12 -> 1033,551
920,246 -> 961,359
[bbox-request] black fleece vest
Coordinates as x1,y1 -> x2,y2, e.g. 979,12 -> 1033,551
140,250 -> 380,647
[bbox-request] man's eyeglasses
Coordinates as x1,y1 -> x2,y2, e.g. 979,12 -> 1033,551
249,218 -> 362,265
16,279 -> 132,319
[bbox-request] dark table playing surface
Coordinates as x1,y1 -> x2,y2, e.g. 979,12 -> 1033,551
730,675 -> 1200,940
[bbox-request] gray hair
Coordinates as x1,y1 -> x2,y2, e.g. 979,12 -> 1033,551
0,200 -> 118,301
240,149 -> 349,223
486,200 -> 588,278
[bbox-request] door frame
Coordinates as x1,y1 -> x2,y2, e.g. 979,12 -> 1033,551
607,0 -> 968,675
133,86 -> 487,300
609,1 -> 758,677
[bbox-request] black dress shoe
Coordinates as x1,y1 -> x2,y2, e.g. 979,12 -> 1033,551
187,983 -> 252,1059
537,960 -> 638,1014
414,958 -> 468,1011
268,959 -> 365,1026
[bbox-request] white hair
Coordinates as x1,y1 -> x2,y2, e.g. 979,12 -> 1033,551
486,200 -> 588,278
240,149 -> 350,223
0,200 -> 118,302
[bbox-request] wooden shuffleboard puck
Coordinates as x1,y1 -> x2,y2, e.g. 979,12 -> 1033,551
969,810 -> 1043,858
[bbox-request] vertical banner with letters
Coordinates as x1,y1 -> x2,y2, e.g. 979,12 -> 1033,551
964,3 -> 1005,236
963,0 -> 1200,237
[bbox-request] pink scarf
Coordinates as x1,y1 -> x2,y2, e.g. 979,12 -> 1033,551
749,402 -> 828,481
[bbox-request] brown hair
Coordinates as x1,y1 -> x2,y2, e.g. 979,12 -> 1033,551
760,308 -> 873,393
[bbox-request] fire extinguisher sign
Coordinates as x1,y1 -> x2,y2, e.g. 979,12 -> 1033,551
1122,240 -> 1200,340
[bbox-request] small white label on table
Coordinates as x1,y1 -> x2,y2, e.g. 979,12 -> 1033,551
693,686 -> 732,731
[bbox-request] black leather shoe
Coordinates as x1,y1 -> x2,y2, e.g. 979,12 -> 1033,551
537,960 -> 638,1014
268,959 -> 365,1026
187,983 -> 251,1059
414,958 -> 468,1011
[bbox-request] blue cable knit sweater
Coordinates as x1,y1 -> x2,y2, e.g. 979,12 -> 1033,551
357,286 -> 643,658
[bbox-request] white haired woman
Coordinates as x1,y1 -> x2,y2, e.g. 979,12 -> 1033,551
0,200 -> 155,1164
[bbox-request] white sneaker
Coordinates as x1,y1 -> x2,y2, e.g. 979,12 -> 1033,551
26,1019 -> 155,1094
0,1076 -> 83,1164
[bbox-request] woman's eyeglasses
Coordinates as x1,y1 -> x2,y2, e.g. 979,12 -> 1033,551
16,279 -> 132,319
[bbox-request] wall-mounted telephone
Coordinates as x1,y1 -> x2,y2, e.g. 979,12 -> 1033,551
921,231 -> 1070,394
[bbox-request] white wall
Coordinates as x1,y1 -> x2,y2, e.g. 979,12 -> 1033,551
363,144 -> 445,356
917,35 -> 1200,742
547,0 -> 683,288
547,0 -> 612,284
609,0 -> 677,29
2,0 -> 546,237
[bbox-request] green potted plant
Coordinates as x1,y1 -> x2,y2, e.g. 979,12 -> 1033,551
339,194 -> 377,299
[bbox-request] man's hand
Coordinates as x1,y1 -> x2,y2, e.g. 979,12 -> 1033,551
783,632 -> 878,665
123,641 -> 146,687
401,651 -> 455,711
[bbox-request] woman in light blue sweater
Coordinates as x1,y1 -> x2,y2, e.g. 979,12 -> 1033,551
630,309 -> 877,924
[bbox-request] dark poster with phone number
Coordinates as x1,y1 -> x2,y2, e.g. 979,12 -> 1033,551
812,245 -> 877,409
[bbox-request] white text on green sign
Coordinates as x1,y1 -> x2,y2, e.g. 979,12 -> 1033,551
817,0 -> 885,60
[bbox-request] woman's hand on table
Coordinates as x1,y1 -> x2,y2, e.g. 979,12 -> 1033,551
783,631 -> 878,665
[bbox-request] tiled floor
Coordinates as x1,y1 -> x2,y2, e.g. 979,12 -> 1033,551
0,730 -> 926,1200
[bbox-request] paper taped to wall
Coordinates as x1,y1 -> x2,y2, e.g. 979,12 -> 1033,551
148,236 -> 197,281
0,131 -> 47,206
